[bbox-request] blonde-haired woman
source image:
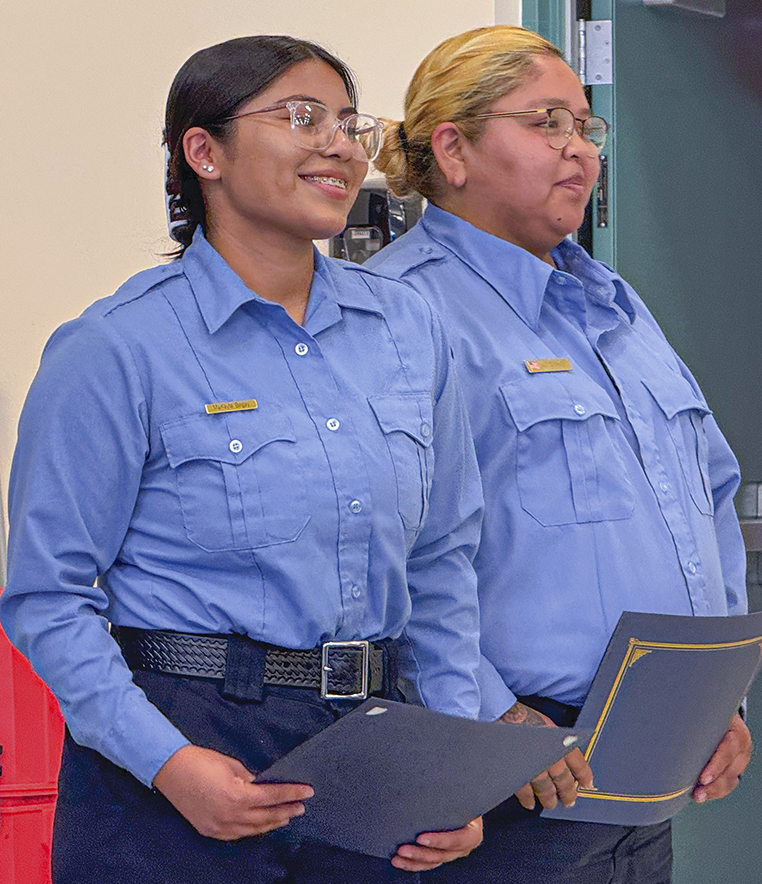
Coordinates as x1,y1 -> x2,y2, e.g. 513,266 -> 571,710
368,25 -> 751,884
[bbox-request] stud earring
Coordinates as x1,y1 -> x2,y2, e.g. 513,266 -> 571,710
201,164 -> 215,173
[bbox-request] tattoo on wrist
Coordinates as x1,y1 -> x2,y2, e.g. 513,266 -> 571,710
499,702 -> 548,727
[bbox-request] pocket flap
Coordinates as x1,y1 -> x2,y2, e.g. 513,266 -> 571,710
642,375 -> 711,421
500,375 -> 619,432
368,393 -> 434,447
160,409 -> 297,467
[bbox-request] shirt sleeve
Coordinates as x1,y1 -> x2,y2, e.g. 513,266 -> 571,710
0,315 -> 191,787
400,304 -> 484,719
626,281 -> 747,617
673,352 -> 747,616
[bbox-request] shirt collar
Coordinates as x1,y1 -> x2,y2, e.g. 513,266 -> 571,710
420,204 -> 636,328
552,239 -> 636,323
181,229 -> 384,335
420,204 -> 554,329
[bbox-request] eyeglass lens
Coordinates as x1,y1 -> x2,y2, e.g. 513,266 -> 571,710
546,108 -> 608,150
289,102 -> 381,161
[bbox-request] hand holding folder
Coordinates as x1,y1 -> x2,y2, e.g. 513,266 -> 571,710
499,701 -> 594,811
543,610 -> 762,826
259,698 -> 589,858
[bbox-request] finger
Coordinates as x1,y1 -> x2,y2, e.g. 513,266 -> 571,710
694,769 -> 743,803
514,781 -> 536,810
415,818 -> 483,852
547,763 -> 579,808
217,801 -> 309,840
565,748 -> 594,789
244,782 -> 315,807
392,844 -> 460,871
699,716 -> 751,786
530,770 -> 559,810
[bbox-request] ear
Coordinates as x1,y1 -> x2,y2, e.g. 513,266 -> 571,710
183,127 -> 221,180
430,122 -> 469,189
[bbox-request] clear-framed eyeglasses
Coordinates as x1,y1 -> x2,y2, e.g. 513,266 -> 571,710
471,106 -> 609,152
223,100 -> 383,162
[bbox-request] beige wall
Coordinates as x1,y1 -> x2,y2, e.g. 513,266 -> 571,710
1,1 -> 521,548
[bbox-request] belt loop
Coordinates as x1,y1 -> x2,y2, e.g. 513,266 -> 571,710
222,634 -> 266,701
382,638 -> 399,698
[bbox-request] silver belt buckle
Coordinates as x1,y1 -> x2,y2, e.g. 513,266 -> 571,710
321,640 -> 370,700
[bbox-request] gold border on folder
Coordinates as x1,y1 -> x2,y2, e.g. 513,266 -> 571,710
524,358 -> 573,373
205,399 -> 259,414
575,633 -> 762,804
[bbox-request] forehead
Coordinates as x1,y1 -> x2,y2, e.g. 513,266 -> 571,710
243,58 -> 353,112
493,56 -> 589,112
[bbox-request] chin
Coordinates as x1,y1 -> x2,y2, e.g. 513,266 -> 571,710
308,217 -> 351,243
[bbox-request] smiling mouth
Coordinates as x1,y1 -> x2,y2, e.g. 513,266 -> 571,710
556,176 -> 586,189
301,175 -> 348,190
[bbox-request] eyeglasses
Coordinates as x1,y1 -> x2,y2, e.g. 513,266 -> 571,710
470,107 -> 609,151
223,100 -> 383,162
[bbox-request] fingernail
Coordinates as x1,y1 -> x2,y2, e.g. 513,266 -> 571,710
695,791 -> 706,803
417,836 -> 432,847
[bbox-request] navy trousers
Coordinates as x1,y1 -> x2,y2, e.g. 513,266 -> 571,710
428,694 -> 673,884
427,797 -> 672,884
52,670 -> 417,884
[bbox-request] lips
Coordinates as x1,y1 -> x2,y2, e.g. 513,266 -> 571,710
555,174 -> 587,189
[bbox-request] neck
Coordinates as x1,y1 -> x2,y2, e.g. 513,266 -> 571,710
432,196 -> 557,267
206,220 -> 315,326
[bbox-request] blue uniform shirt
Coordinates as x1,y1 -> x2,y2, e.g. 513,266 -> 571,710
367,204 -> 746,721
0,231 -> 483,785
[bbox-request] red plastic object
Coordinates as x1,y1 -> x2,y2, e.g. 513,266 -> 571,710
0,592 -> 64,884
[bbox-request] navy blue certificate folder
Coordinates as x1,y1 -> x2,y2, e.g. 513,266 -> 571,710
543,610 -> 762,826
259,697 -> 588,858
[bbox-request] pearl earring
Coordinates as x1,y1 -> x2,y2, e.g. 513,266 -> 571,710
202,164 -> 215,173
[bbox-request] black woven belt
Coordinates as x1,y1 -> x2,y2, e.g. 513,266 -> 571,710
112,626 -> 386,700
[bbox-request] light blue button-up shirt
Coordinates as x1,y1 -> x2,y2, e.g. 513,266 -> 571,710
0,231 -> 483,785
367,204 -> 746,720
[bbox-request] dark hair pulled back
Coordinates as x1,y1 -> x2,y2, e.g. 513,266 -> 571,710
164,35 -> 358,258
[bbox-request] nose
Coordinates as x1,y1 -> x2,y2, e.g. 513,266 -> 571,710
562,127 -> 601,162
322,122 -> 367,164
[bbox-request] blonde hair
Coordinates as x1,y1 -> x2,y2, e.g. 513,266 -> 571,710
375,26 -> 565,200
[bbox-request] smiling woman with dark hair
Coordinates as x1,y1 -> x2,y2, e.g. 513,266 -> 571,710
0,35 -> 484,883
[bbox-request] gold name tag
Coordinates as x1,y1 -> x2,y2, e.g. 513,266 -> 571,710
205,399 -> 259,414
524,358 -> 573,374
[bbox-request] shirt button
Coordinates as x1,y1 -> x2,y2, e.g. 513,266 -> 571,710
659,481 -> 670,493
687,561 -> 698,575
229,439 -> 243,454
349,500 -> 363,514
295,342 -> 309,356
351,585 -> 362,599
326,418 -> 340,431
420,422 -> 431,437
574,404 -> 586,416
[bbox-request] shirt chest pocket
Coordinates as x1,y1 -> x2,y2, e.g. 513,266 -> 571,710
160,410 -> 310,552
500,377 -> 634,526
642,376 -> 714,516
369,393 -> 435,532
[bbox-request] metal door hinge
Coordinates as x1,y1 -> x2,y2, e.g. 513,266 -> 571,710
576,20 -> 613,86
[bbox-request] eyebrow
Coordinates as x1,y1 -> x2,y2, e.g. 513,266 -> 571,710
526,99 -> 592,116
269,93 -> 357,115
